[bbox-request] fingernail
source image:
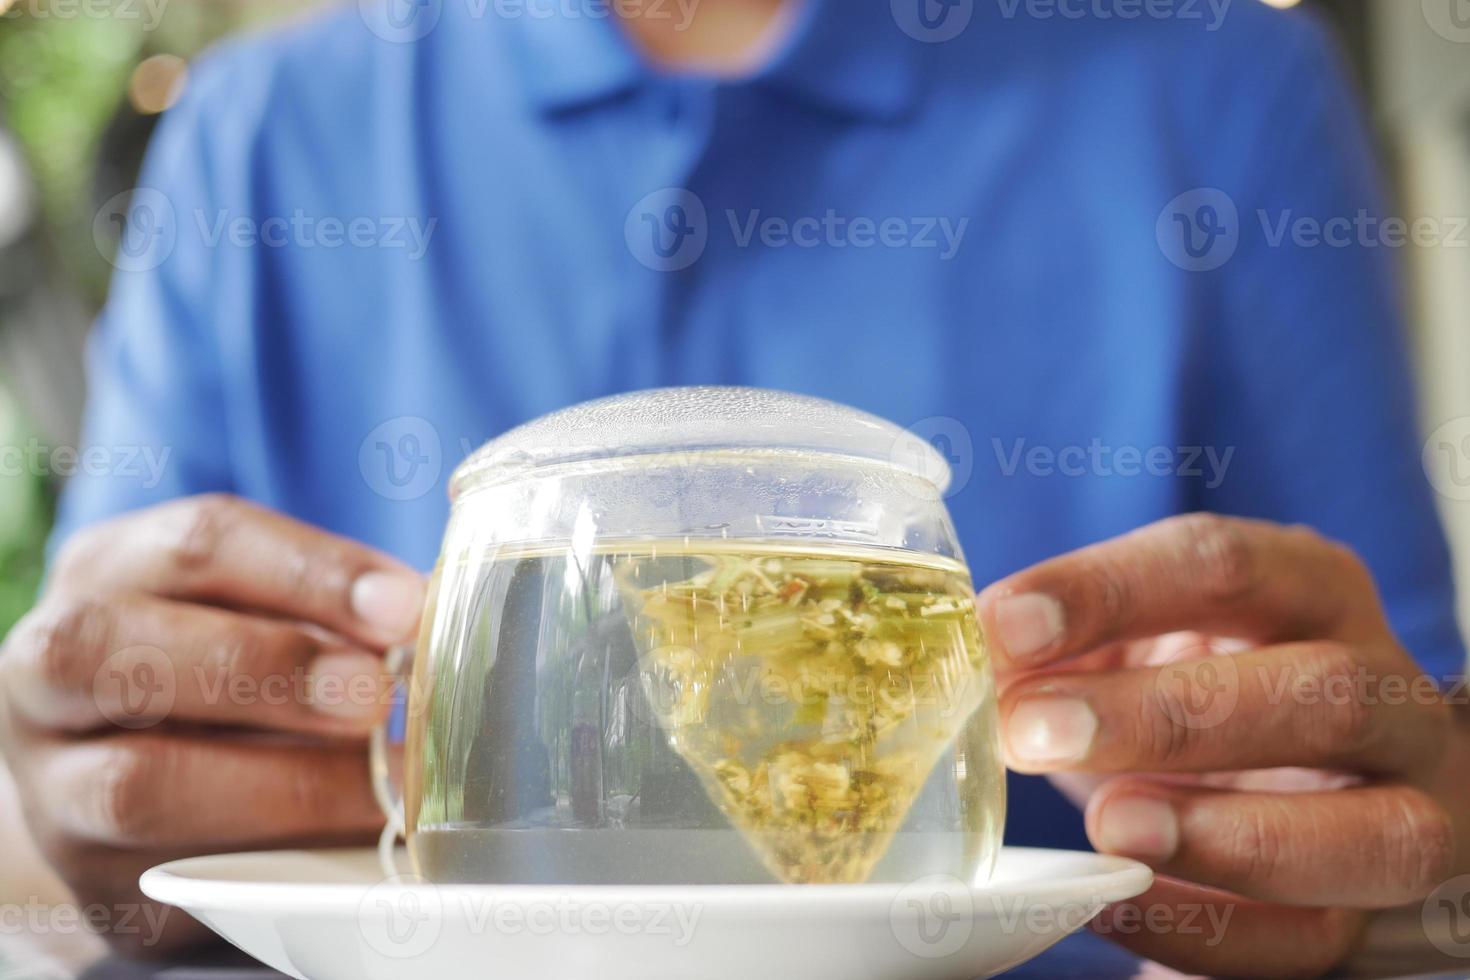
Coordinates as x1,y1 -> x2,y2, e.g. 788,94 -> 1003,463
351,570 -> 424,640
308,651 -> 387,721
992,593 -> 1064,661
1097,796 -> 1179,861
1006,696 -> 1097,765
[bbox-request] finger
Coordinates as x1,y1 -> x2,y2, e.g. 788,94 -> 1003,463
1088,876 -> 1365,978
32,733 -> 383,849
51,494 -> 425,648
994,641 -> 1128,684
1085,778 -> 1455,908
976,514 -> 1385,669
1000,642 -> 1448,776
2,593 -> 390,734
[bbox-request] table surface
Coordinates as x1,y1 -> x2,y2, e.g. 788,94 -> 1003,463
3,930 -> 1457,980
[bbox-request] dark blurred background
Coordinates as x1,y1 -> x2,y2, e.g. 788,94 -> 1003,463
0,0 -> 1467,639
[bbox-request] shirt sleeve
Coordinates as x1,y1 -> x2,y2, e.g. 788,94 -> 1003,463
1193,19 -> 1465,682
48,56 -> 238,556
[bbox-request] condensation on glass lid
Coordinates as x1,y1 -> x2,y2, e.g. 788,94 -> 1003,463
450,387 -> 953,498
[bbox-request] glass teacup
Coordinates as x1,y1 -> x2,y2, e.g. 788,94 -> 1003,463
374,387 -> 1004,887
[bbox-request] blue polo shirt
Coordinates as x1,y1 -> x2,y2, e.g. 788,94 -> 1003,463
57,0 -> 1464,850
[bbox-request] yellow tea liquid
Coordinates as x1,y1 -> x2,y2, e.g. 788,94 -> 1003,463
407,540 -> 1003,886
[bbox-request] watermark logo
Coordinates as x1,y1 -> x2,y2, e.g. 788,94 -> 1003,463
360,416 -> 443,501
1423,875 -> 1470,957
892,0 -> 974,42
625,650 -> 689,729
359,0 -> 443,42
626,187 -> 708,272
1423,416 -> 1470,502
359,873 -> 444,959
1423,0 -> 1470,43
1157,188 -> 1239,272
93,645 -> 176,730
93,188 -> 177,273
1153,651 -> 1239,731
890,417 -> 975,498
891,874 -> 973,958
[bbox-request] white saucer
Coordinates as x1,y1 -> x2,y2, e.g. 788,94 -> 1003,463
141,847 -> 1151,980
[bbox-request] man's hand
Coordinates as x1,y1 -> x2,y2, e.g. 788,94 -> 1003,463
0,494 -> 425,955
977,513 -> 1469,977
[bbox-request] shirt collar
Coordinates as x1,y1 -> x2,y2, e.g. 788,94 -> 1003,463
756,0 -> 927,122
509,0 -> 647,113
511,0 -> 926,122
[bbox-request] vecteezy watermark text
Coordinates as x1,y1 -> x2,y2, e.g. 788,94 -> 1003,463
1257,664 -> 1464,711
726,210 -> 969,261
1,440 -> 170,489
461,895 -> 702,944
630,652 -> 980,729
1087,899 -> 1233,946
889,875 -> 1234,960
358,875 -> 704,959
194,210 -> 438,260
357,0 -> 701,44
1158,188 -> 1470,272
992,438 -> 1235,488
94,188 -> 441,272
468,0 -> 699,25
92,647 -> 393,730
995,0 -> 1232,31
626,188 -> 971,271
1259,210 -> 1470,251
1,0 -> 170,30
0,898 -> 171,948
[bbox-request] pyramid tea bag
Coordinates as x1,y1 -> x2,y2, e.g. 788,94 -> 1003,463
616,543 -> 992,885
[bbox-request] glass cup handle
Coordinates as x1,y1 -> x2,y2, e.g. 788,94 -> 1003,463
370,642 -> 413,878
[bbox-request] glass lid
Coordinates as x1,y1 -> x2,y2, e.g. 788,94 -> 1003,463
450,386 -> 951,498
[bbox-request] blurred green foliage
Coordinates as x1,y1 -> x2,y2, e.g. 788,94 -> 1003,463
0,2 -> 305,636
0,437 -> 48,628
0,390 -> 49,634
1,1 -> 297,296
1,15 -> 142,296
